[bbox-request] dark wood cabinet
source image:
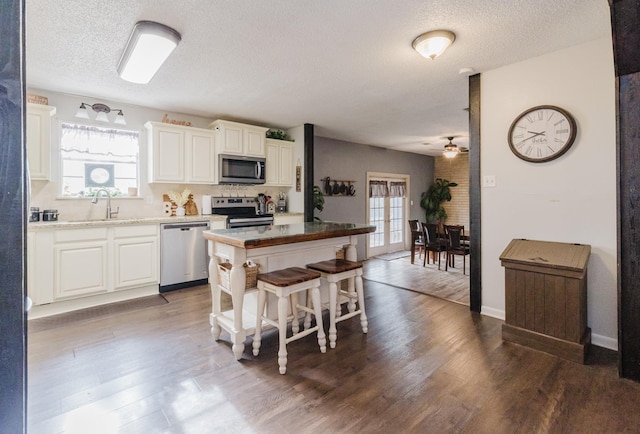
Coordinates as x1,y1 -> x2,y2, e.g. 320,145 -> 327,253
500,239 -> 591,363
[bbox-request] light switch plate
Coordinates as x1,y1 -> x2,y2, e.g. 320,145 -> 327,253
483,175 -> 496,187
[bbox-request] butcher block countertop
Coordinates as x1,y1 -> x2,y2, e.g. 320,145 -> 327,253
203,222 -> 375,249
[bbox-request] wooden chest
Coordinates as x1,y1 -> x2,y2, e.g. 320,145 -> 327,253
499,239 -> 591,363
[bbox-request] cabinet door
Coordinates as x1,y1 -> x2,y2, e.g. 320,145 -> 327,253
220,123 -> 243,154
278,142 -> 294,186
54,241 -> 109,300
264,141 -> 280,185
26,104 -> 55,180
186,130 -> 216,183
244,127 -> 266,156
114,237 -> 158,290
149,125 -> 185,182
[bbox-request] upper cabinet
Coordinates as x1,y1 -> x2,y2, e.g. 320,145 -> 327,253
265,138 -> 294,186
27,103 -> 56,181
146,121 -> 216,184
209,119 -> 268,157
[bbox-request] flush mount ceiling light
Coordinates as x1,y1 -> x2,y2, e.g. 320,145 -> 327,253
117,21 -> 181,84
412,30 -> 456,60
75,102 -> 126,125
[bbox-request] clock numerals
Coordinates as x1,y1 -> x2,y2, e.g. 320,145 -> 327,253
508,105 -> 577,163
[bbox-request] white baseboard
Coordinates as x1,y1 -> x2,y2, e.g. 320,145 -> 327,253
28,285 -> 159,319
480,306 -> 505,321
591,333 -> 618,351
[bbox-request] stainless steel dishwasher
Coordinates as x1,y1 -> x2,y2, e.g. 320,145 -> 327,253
160,221 -> 210,292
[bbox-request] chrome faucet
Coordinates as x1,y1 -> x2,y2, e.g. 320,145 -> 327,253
91,188 -> 119,219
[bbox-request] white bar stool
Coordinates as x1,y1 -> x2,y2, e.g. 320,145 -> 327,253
306,259 -> 367,349
252,267 -> 326,374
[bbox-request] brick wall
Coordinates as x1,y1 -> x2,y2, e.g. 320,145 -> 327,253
434,154 -> 469,230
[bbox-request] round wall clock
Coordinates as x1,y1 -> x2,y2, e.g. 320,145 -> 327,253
507,105 -> 577,163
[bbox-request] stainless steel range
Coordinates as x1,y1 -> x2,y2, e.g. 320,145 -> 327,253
211,197 -> 274,228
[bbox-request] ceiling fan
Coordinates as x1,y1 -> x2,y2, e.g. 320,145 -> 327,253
422,136 -> 469,158
442,136 -> 469,158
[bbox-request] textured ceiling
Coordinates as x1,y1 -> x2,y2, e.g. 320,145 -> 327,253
25,0 -> 611,155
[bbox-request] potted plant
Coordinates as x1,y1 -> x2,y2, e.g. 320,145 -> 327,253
420,178 -> 458,227
313,185 -> 324,221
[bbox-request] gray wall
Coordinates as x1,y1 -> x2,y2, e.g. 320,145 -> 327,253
314,136 -> 434,259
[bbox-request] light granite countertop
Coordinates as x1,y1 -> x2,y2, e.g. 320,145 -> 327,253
28,214 -> 228,230
28,212 -> 305,230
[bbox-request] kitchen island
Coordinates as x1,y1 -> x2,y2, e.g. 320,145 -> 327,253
203,222 -> 375,359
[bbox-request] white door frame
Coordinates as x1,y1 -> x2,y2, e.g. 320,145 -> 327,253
365,172 -> 410,258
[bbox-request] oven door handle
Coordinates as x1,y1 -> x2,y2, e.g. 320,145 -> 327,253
230,217 -> 273,224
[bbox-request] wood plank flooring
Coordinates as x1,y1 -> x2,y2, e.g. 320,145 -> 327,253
365,255 -> 470,305
27,261 -> 640,433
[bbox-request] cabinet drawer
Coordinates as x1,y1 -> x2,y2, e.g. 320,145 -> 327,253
114,225 -> 158,238
55,228 -> 108,243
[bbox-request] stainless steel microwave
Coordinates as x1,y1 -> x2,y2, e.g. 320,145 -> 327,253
218,154 -> 266,184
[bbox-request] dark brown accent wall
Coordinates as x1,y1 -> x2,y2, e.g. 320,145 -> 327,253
0,0 -> 28,432
611,0 -> 640,382
468,74 -> 482,313
304,123 -> 315,222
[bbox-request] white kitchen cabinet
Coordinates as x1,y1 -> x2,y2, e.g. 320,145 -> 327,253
146,121 -> 216,184
53,228 -> 109,300
113,225 -> 159,290
273,214 -> 304,225
209,119 -> 268,157
265,138 -> 294,186
26,103 -> 56,181
29,224 -> 160,311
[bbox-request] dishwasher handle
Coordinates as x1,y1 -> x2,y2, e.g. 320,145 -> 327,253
161,221 -> 210,230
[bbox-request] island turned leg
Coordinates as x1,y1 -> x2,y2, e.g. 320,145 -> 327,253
229,262 -> 247,360
345,241 -> 358,312
208,243 -> 221,340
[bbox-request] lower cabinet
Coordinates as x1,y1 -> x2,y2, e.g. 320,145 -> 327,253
30,225 -> 159,306
273,214 -> 304,225
54,232 -> 109,300
113,225 -> 159,290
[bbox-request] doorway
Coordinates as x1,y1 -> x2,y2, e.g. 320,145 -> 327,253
366,173 -> 409,258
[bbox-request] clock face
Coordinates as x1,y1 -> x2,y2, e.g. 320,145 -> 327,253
507,105 -> 577,163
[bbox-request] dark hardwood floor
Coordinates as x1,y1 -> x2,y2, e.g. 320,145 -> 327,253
28,262 -> 640,433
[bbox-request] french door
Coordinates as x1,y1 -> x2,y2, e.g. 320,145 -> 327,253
367,174 -> 408,257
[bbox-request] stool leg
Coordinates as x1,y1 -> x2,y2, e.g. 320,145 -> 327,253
310,284 -> 327,353
252,287 -> 267,356
328,281 -> 338,349
277,294 -> 289,374
346,277 -> 356,313
290,293 -> 300,334
355,271 -> 368,333
303,292 -> 312,330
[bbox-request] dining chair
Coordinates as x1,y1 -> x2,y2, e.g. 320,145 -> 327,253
422,222 -> 446,269
444,225 -> 471,274
408,220 -> 424,264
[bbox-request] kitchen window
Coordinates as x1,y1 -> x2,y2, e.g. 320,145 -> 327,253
60,123 -> 139,197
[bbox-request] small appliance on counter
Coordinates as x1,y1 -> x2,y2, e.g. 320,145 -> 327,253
277,192 -> 287,213
42,209 -> 58,221
29,207 -> 40,222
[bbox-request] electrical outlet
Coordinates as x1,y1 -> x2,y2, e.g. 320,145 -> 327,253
483,175 -> 496,187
